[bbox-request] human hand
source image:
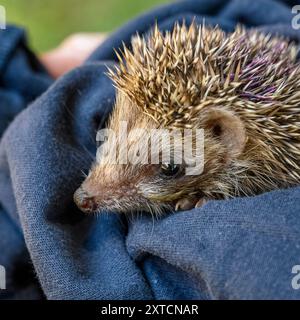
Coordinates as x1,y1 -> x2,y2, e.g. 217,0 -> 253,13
40,33 -> 107,78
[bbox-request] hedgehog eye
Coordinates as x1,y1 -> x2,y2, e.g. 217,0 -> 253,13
160,163 -> 181,177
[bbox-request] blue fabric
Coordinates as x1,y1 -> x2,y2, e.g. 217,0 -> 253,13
0,0 -> 300,300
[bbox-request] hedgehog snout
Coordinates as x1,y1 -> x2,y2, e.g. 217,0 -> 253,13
73,186 -> 99,213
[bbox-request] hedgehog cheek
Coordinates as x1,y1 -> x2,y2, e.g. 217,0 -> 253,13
204,108 -> 246,164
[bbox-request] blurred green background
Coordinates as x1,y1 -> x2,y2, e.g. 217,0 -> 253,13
1,0 -> 169,52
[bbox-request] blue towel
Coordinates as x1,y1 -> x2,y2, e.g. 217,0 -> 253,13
0,0 -> 300,300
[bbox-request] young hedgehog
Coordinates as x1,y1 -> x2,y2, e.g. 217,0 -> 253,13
74,23 -> 300,215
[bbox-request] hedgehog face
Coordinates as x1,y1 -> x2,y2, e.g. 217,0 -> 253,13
74,94 -> 247,215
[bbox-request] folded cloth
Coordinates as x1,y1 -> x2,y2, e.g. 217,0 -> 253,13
0,0 -> 300,300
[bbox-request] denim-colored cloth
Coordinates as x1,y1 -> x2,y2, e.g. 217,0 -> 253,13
0,0 -> 300,300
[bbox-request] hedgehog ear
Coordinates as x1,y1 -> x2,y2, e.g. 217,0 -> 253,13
204,108 -> 246,161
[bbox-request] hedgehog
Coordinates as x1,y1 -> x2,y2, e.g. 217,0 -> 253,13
74,23 -> 300,215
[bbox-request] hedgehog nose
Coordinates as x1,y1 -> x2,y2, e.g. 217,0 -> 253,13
73,187 -> 98,213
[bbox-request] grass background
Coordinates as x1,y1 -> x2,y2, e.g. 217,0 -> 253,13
1,0 -> 169,52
